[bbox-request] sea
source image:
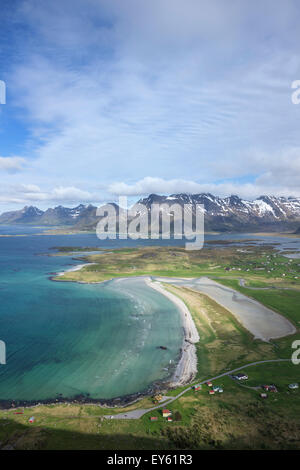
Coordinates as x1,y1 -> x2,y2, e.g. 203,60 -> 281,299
0,226 -> 299,405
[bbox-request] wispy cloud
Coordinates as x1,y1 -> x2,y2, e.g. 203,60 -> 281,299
0,156 -> 26,173
107,173 -> 300,200
0,184 -> 99,207
0,0 -> 300,209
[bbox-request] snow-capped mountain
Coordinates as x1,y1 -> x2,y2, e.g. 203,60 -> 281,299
0,205 -> 44,225
0,204 -> 92,226
138,194 -> 300,232
39,204 -> 94,225
0,194 -> 300,232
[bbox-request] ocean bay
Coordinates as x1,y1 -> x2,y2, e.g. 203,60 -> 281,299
0,229 -> 183,403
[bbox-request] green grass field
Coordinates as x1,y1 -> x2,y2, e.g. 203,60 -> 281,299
1,360 -> 299,450
55,244 -> 300,288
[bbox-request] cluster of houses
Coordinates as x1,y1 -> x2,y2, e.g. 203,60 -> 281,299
205,381 -> 223,395
260,382 -> 298,398
192,381 -> 224,395
260,384 -> 277,398
149,380 -> 298,422
262,384 -> 277,392
150,409 -> 173,422
224,253 -> 300,279
162,409 -> 173,421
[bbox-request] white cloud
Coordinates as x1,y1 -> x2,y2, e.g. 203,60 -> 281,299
17,184 -> 41,193
108,177 -> 203,196
0,184 -> 100,209
107,173 -> 300,200
0,157 -> 26,173
1,0 -> 300,209
50,186 -> 94,201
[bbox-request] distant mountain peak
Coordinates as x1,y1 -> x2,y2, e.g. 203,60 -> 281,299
138,193 -> 300,232
0,194 -> 299,232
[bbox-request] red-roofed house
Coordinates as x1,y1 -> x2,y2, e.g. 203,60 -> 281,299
193,384 -> 202,391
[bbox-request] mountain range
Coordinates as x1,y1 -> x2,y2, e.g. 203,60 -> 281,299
0,194 -> 300,233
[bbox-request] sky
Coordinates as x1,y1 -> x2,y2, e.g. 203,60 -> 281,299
0,0 -> 300,210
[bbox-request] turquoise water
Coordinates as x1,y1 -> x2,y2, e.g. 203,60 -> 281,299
0,229 -> 183,403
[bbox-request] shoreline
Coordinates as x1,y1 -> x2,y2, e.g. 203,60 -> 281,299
145,278 -> 199,388
54,265 -> 200,388
0,380 -> 167,411
154,276 -> 296,341
54,259 -> 296,341
0,271 -> 199,411
56,262 -> 97,276
251,232 -> 300,239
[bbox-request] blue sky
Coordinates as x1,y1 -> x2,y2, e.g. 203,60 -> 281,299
0,0 -> 300,210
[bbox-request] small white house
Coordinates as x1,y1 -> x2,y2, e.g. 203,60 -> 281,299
288,383 -> 299,390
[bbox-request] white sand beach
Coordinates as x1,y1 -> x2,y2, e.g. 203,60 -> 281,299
57,263 -> 97,276
56,264 -> 295,384
146,278 -> 199,387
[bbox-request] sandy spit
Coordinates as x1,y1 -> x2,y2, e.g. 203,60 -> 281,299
154,276 -> 296,342
56,263 -> 97,276
145,278 -> 199,388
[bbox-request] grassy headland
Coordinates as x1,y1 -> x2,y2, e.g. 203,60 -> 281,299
54,244 -> 300,288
